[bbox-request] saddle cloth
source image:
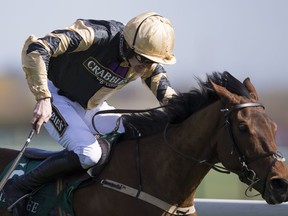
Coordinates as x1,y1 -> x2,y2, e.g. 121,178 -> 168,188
0,134 -> 122,215
0,156 -> 79,216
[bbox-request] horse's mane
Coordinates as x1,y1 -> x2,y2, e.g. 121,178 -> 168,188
122,71 -> 251,137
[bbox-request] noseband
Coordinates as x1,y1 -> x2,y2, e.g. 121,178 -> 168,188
221,102 -> 286,196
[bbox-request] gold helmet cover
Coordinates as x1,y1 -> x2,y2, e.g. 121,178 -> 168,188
123,12 -> 176,65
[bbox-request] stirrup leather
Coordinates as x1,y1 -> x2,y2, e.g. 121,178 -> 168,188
7,193 -> 30,212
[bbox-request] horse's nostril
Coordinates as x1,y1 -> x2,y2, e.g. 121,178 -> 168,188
270,178 -> 288,192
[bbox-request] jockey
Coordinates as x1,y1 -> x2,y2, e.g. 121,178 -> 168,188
2,11 -> 177,215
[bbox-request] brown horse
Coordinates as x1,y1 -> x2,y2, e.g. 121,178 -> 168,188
0,71 -> 287,216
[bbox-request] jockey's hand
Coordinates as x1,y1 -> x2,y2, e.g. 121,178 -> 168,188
31,98 -> 52,134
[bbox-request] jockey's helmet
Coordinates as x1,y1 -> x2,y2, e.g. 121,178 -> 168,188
123,12 -> 176,65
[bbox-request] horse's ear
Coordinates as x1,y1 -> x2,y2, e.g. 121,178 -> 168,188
210,81 -> 240,104
243,77 -> 259,101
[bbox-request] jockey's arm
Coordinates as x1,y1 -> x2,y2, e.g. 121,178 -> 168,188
21,19 -> 96,132
22,19 -> 96,101
141,64 -> 177,105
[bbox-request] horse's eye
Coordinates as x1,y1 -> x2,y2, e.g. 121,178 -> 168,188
238,123 -> 248,132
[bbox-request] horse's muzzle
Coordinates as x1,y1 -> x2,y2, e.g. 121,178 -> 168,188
264,178 -> 288,204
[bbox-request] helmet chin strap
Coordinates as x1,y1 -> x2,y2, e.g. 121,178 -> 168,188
119,33 -> 133,65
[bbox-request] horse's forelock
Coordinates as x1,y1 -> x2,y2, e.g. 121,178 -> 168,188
206,71 -> 251,99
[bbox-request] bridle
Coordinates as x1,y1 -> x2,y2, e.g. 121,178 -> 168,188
163,102 -> 286,197
220,102 -> 285,196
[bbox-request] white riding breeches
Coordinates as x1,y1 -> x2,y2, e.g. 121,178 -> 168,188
44,81 -> 125,169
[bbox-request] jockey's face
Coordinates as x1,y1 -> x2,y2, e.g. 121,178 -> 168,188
128,54 -> 155,75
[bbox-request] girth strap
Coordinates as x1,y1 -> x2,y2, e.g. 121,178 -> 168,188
100,179 -> 196,215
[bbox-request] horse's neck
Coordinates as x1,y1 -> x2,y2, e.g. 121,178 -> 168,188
141,101 -> 223,205
170,100 -> 223,161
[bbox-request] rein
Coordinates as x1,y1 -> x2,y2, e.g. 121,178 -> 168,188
93,105 -> 196,215
92,105 -> 165,136
162,101 -> 285,198
161,103 -> 269,175
92,102 -> 285,211
163,124 -> 230,174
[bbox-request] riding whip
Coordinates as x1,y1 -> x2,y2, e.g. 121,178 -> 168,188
0,128 -> 35,191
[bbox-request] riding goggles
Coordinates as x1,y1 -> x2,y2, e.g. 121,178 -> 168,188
134,53 -> 156,64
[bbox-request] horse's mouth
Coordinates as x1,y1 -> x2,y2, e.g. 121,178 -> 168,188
264,193 -> 288,204
263,178 -> 288,204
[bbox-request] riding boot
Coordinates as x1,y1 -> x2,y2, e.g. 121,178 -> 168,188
2,150 -> 83,216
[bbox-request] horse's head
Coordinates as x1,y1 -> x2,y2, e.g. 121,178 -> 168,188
211,72 -> 288,204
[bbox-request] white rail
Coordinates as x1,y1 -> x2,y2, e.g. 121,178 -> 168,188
195,199 -> 288,216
